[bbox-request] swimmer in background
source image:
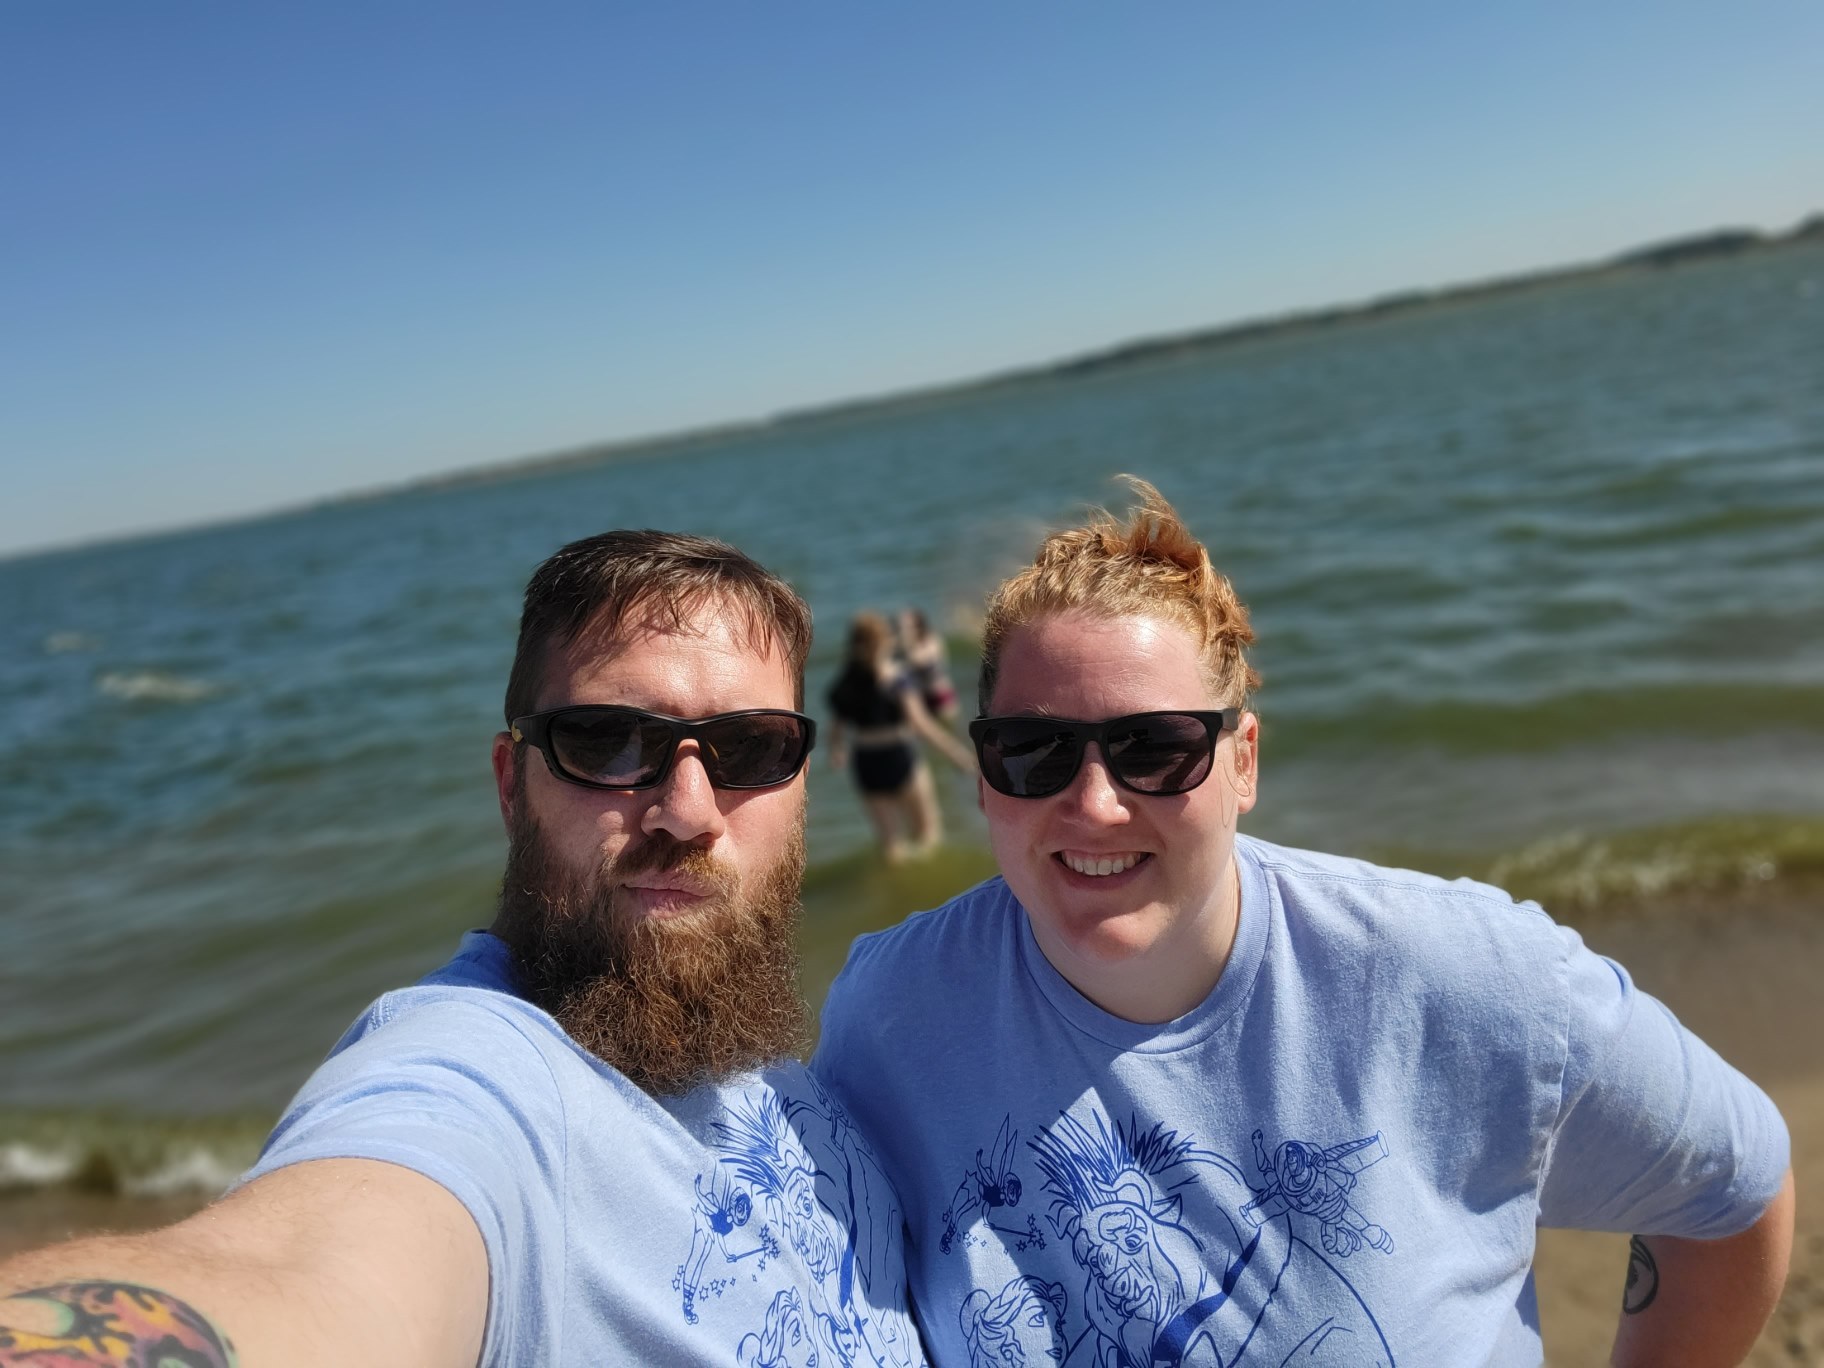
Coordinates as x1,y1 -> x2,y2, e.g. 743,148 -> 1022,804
828,611 -> 974,862
898,607 -> 959,723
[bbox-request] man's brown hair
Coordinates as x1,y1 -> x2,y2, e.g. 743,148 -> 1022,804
978,476 -> 1260,713
504,529 -> 814,724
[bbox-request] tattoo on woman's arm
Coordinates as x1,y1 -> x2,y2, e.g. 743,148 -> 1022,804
1623,1235 -> 1659,1315
0,1281 -> 236,1366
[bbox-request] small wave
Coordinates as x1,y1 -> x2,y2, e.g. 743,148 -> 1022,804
120,1147 -> 246,1198
96,671 -> 220,704
1269,682 -> 1824,759
1484,831 -> 1776,908
0,1141 -> 80,1190
43,632 -> 100,655
1561,504 -> 1822,551
1370,814 -> 1824,914
0,1112 -> 266,1197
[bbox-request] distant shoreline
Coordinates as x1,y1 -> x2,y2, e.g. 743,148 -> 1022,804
385,213 -> 1824,493
389,212 -> 1824,491
8,212 -> 1820,566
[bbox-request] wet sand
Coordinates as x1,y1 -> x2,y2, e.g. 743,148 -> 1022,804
1533,884 -> 1824,1365
4,884 -> 1821,1362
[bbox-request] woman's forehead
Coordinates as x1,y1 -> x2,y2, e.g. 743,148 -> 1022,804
992,612 -> 1211,713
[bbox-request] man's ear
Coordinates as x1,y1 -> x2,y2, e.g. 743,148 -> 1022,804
492,732 -> 519,831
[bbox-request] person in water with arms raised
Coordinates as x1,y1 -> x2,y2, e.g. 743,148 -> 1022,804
813,478 -> 1792,1367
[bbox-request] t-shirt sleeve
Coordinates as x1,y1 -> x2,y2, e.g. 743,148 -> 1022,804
811,948 -> 859,1090
1537,929 -> 1789,1238
239,996 -> 566,1363
810,936 -> 886,1126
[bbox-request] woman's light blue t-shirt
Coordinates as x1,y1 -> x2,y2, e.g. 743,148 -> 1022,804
812,834 -> 1788,1368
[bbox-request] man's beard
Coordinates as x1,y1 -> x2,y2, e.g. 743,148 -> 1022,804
492,808 -> 810,1096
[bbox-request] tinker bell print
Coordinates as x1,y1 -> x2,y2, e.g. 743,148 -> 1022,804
680,1083 -> 923,1368
681,1166 -> 776,1324
940,1116 -> 1045,1254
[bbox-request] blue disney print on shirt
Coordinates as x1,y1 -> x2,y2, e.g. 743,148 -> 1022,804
1243,1129 -> 1395,1259
680,1078 -> 921,1368
940,1116 -> 1046,1254
738,1288 -> 820,1368
1030,1112 -> 1250,1368
948,1112 -> 1396,1367
959,1275 -> 1068,1367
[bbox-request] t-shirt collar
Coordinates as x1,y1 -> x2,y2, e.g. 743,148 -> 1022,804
1013,833 -> 1271,1053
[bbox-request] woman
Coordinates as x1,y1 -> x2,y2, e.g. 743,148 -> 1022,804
898,607 -> 959,724
814,480 -> 1791,1367
828,611 -> 974,862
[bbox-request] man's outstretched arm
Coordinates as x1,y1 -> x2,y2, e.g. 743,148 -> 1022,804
0,1158 -> 488,1368
1609,1167 -> 1795,1368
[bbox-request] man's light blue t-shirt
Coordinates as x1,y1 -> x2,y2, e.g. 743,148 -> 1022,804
246,931 -> 927,1367
812,834 -> 1788,1367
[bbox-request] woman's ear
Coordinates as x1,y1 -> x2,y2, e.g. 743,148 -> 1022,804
1231,713 -> 1259,805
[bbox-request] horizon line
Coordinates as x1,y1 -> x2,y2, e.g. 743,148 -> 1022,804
6,209 -> 1819,568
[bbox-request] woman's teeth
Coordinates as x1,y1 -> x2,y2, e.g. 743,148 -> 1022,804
1062,852 -> 1144,877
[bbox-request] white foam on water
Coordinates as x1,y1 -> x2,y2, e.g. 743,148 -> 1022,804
96,671 -> 219,703
121,1147 -> 242,1198
0,1141 -> 79,1190
43,632 -> 100,655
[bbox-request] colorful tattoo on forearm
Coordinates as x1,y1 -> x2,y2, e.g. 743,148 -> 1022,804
0,1282 -> 235,1367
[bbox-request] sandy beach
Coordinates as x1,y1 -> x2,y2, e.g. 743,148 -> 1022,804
4,883 -> 1820,1364
1534,883 -> 1824,1365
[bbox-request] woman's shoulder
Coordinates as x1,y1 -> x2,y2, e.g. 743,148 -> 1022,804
1238,838 -> 1592,1101
1244,836 -> 1569,964
827,660 -> 872,706
835,877 -> 1014,985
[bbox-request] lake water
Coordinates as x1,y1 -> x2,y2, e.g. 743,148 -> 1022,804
3,241 -> 1822,1197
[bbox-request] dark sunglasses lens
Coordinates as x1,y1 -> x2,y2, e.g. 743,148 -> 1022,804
698,714 -> 811,787
548,711 -> 673,787
1106,714 -> 1214,793
977,720 -> 1083,797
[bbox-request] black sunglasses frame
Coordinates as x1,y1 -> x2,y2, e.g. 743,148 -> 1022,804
968,708 -> 1241,799
510,705 -> 818,792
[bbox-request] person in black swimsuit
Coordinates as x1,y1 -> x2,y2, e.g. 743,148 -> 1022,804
828,612 -> 974,861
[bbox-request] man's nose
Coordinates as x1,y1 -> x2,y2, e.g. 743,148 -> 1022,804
641,741 -> 728,843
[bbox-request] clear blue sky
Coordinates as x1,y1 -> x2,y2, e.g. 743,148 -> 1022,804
3,2 -> 1820,556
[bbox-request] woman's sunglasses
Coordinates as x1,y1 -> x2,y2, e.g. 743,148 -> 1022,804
968,709 -> 1240,799
511,706 -> 817,791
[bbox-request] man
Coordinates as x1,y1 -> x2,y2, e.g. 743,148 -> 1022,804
813,480 -> 1793,1367
0,530 -> 926,1367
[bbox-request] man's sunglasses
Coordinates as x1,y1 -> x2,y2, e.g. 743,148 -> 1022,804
510,706 -> 817,791
968,709 -> 1240,799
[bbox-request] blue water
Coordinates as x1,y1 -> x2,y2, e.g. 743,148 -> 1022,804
2,243 -> 1822,1183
